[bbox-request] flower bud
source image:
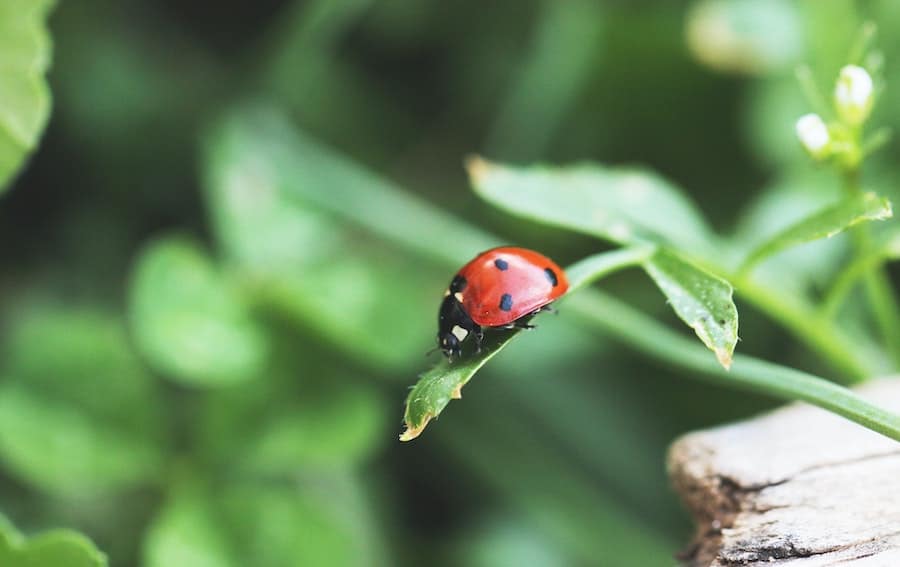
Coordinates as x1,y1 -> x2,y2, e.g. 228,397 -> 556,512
834,64 -> 874,126
795,113 -> 831,159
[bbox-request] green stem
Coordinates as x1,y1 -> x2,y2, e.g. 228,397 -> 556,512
567,291 -> 900,442
844,169 -> 900,368
822,245 -> 895,317
565,245 -> 656,292
795,66 -> 832,119
688,253 -> 874,380
730,276 -> 873,382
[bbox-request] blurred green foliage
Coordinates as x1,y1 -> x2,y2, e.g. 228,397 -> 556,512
0,0 -> 53,190
0,513 -> 106,567
1,0 -> 900,565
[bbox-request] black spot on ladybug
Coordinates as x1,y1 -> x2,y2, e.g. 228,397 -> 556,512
449,275 -> 467,293
494,258 -> 509,271
544,268 -> 558,286
499,293 -> 513,312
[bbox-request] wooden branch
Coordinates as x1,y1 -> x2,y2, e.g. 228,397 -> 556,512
668,377 -> 900,566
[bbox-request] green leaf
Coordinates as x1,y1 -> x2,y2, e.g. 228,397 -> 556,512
466,156 -> 713,252
236,253 -> 435,372
685,0 -> 803,75
148,475 -> 387,567
143,487 -> 236,567
200,375 -> 386,473
0,514 -> 107,567
221,479 -> 382,567
0,0 -> 54,192
204,108 -> 497,269
641,249 -> 738,369
5,306 -> 161,423
728,176 -> 847,290
741,192 -> 893,271
129,235 -> 269,387
0,384 -> 164,496
485,0 -> 604,159
401,329 -> 518,442
0,306 -> 165,496
401,247 -> 654,441
203,110 -> 438,370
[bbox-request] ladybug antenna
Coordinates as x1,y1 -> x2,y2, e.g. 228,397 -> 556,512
424,346 -> 440,357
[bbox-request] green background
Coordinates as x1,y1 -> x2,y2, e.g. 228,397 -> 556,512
1,0 -> 899,565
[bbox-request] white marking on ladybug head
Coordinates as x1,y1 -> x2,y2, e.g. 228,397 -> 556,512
451,325 -> 469,342
454,292 -> 464,302
444,289 -> 451,297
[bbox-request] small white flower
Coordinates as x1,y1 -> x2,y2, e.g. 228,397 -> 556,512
834,64 -> 874,126
795,113 -> 831,159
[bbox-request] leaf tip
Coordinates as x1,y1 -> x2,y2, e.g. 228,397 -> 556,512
464,154 -> 492,185
716,347 -> 733,370
399,416 -> 432,442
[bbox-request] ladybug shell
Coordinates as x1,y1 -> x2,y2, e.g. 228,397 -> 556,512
454,247 -> 568,327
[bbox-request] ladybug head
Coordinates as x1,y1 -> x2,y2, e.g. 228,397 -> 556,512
438,331 -> 462,359
437,294 -> 475,360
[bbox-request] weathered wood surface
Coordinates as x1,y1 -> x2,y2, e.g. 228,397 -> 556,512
668,378 -> 900,566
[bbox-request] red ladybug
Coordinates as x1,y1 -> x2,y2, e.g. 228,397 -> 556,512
437,246 -> 569,359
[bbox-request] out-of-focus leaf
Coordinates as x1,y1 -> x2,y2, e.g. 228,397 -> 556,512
6,306 -> 162,425
457,517 -> 567,567
744,77 -> 810,168
255,253 -> 436,371
466,156 -> 713,253
685,0 -> 803,75
129,235 -> 269,387
0,307 -> 165,496
0,385 -> 164,497
143,487 -> 236,567
205,109 -> 498,268
146,476 -> 384,567
240,384 -> 384,473
741,192 -> 893,271
486,0 -> 604,159
203,136 -> 342,270
642,249 -> 738,369
204,110 -> 438,370
200,374 -> 386,473
0,514 -> 107,567
221,480 -> 380,567
0,0 -> 54,191
728,176 -> 846,291
401,247 -> 654,441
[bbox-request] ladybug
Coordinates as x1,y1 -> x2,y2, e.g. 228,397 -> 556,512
437,246 -> 569,359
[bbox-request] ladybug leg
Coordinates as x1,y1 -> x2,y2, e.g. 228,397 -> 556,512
473,326 -> 484,354
497,319 -> 536,330
531,305 -> 556,316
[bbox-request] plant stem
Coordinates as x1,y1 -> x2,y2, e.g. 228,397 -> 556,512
822,244 -> 897,317
567,290 -> 900,442
566,245 -> 656,292
843,168 -> 900,368
730,276 -> 872,382
688,254 -> 875,381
